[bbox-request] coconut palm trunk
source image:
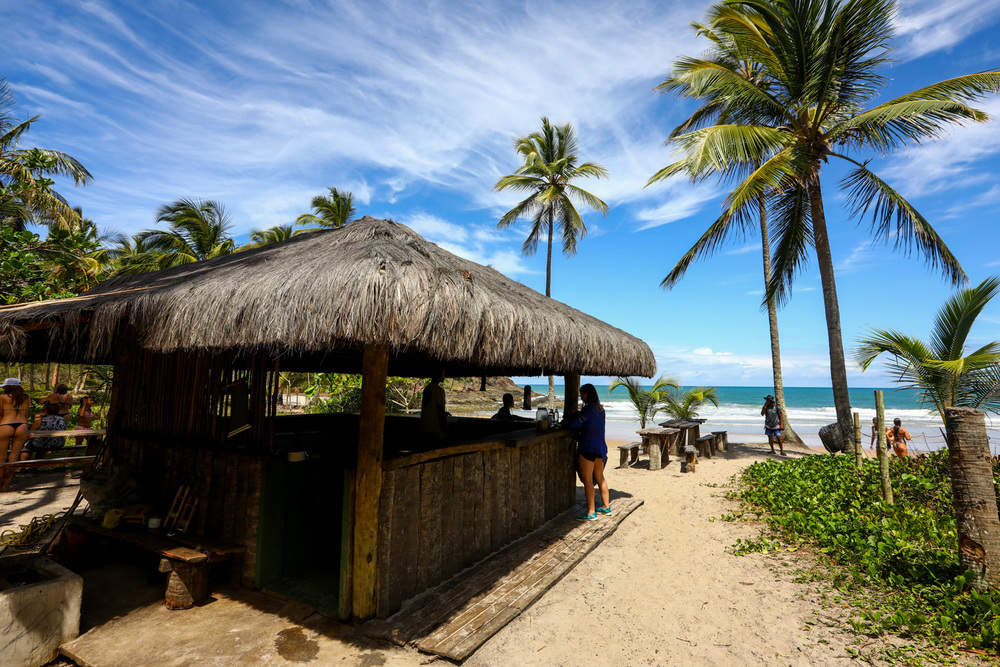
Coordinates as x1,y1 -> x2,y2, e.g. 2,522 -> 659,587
807,176 -> 853,443
945,407 -> 1000,591
758,198 -> 802,445
545,210 -> 555,407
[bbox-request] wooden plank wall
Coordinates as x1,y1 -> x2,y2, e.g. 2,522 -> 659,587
375,432 -> 575,618
110,437 -> 263,585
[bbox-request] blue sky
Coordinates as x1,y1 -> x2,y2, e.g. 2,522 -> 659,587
3,0 -> 1000,387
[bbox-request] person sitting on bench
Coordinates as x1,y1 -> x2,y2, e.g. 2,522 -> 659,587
491,393 -> 532,421
26,401 -> 67,456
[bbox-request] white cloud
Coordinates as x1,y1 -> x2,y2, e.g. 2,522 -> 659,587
944,184 -> 1000,218
5,0 -> 709,234
836,240 -> 875,273
399,213 -> 536,277
894,0 -> 1000,60
635,180 -> 721,230
726,243 -> 762,256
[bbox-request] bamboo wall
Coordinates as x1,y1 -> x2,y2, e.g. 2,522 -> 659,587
375,431 -> 576,617
106,348 -> 279,584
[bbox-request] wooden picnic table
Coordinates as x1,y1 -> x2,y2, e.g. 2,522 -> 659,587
635,427 -> 680,470
0,429 -> 105,479
658,419 -> 705,456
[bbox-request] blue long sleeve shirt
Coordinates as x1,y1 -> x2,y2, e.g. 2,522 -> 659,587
568,403 -> 607,459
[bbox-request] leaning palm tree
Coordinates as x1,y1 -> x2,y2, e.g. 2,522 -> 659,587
0,79 -> 91,231
650,8 -> 803,445
609,376 -> 679,429
296,187 -> 355,229
659,386 -> 720,420
857,276 -> 1000,422
495,117 -> 609,405
649,0 -> 999,449
138,198 -> 235,266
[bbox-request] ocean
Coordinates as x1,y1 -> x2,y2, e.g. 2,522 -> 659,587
516,385 -> 999,453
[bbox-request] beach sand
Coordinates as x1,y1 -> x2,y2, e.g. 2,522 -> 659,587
466,441 -> 921,666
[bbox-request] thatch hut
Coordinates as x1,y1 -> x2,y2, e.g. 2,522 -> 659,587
0,217 -> 655,619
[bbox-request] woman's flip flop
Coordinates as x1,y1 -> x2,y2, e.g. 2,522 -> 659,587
596,506 -> 612,515
576,513 -> 597,520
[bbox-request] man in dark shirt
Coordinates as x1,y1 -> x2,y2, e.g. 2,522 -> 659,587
761,394 -> 784,455
491,393 -> 532,421
421,371 -> 447,443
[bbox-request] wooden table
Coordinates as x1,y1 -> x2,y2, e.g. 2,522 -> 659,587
636,427 -> 680,470
659,419 -> 706,456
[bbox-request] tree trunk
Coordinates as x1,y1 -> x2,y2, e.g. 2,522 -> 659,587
545,210 -> 555,409
759,198 -> 803,446
806,175 -> 853,450
51,362 -> 60,388
945,406 -> 1000,591
874,390 -> 893,504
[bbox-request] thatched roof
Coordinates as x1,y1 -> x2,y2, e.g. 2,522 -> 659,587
0,217 -> 655,377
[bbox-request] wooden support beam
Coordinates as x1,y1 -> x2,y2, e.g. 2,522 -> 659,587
563,372 -> 580,420
353,343 -> 388,619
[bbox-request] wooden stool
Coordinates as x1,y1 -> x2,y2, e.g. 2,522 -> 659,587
711,431 -> 728,452
617,442 -> 640,468
696,435 -> 715,459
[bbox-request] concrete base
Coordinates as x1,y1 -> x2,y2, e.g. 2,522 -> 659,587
0,557 -> 82,667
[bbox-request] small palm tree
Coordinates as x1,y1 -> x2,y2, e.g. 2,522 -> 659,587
138,198 -> 235,266
495,117 -> 608,406
856,276 -> 1000,422
242,224 -> 313,249
102,233 -> 171,276
609,376 -> 680,429
296,187 -> 355,229
0,79 -> 91,231
659,386 -> 720,420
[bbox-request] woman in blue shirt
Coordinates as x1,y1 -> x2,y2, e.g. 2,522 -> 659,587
567,384 -> 610,520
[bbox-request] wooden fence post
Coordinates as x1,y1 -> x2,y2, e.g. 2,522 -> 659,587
945,407 -> 1000,591
874,390 -> 893,504
563,373 -> 580,421
852,412 -> 862,472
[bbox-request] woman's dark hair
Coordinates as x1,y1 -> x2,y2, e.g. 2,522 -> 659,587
45,401 -> 61,415
56,384 -> 69,395
580,384 -> 602,410
3,384 -> 28,408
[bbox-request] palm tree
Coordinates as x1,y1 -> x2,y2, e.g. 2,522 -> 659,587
242,223 -> 314,249
101,233 -> 171,276
650,8 -> 803,445
296,187 -> 355,229
856,276 -> 1000,422
609,376 -> 680,429
495,117 -> 609,405
649,0 -> 999,448
138,198 -> 235,267
659,386 -> 720,420
0,79 -> 91,231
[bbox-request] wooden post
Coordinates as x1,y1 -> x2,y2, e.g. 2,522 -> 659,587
353,344 -> 388,619
338,467 -> 356,620
852,412 -> 862,472
563,373 -> 580,420
945,407 -> 1000,591
874,390 -> 893,505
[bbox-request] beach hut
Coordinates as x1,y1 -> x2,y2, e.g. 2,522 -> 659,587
0,217 -> 654,619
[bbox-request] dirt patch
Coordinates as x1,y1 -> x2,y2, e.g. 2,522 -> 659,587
274,626 -> 320,662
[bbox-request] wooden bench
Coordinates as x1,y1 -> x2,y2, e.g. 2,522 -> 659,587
695,435 -> 715,459
70,517 -> 242,609
711,431 -> 728,452
617,442 -> 640,468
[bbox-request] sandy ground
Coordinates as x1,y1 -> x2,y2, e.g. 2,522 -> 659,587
0,470 -> 80,532
467,442 -> 895,667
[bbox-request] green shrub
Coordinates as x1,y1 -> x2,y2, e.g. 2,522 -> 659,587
737,452 -> 1000,652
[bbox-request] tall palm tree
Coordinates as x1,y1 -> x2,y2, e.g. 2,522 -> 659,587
138,198 -> 235,266
296,187 -> 355,229
0,79 -> 91,231
857,276 -> 1000,422
650,9 -> 803,445
659,386 -> 720,420
648,0 -> 999,448
609,376 -> 680,428
495,117 -> 609,405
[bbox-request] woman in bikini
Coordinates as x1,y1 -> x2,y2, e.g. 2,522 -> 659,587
1,378 -> 31,489
75,395 -> 96,447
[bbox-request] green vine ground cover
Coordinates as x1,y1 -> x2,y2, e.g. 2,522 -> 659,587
733,452 -> 1000,655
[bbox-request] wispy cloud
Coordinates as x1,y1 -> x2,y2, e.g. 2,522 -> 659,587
5,0 -> 707,236
399,212 -> 535,276
726,243 -> 762,256
635,181 -> 720,230
894,0 -> 1000,60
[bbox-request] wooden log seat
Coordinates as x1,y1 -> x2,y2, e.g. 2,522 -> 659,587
617,442 -> 640,468
711,431 -> 728,452
695,435 -> 715,459
681,444 -> 697,473
70,517 -> 242,610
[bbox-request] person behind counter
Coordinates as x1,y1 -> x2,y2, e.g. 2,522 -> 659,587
421,370 -> 448,443
491,393 -> 532,422
566,383 -> 610,521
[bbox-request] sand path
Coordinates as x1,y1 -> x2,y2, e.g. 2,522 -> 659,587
468,443 -> 861,666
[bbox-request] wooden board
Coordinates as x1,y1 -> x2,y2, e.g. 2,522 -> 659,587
364,497 -> 643,662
